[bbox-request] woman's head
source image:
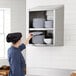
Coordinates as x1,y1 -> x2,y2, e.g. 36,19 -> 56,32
6,32 -> 22,44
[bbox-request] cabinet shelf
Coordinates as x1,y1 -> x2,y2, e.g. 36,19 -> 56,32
26,5 -> 64,46
29,28 -> 54,31
29,44 -> 54,47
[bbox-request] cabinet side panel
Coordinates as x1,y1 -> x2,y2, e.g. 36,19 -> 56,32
54,6 -> 64,46
26,9 -> 29,38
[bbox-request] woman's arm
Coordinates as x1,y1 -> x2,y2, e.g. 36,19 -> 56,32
24,33 -> 33,45
19,33 -> 32,51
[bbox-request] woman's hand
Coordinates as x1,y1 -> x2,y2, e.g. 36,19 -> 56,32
24,33 -> 33,45
27,33 -> 33,40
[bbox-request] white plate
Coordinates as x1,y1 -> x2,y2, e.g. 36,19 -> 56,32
31,32 -> 43,36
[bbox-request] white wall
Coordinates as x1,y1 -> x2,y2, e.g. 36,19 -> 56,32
26,0 -> 76,70
28,67 -> 73,76
0,0 -> 26,66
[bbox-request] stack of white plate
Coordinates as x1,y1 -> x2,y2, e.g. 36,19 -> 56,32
47,16 -> 53,20
46,10 -> 53,20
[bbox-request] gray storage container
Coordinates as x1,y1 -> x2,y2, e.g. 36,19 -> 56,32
45,20 -> 53,28
32,32 -> 44,44
33,18 -> 45,28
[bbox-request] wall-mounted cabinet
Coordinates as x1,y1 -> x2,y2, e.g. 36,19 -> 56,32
26,5 -> 64,46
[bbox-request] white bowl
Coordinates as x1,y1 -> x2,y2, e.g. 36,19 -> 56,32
44,39 -> 52,44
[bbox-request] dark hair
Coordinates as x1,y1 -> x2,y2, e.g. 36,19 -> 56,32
6,32 -> 22,44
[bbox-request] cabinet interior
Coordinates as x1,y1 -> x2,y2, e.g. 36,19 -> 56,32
29,11 -> 54,45
29,30 -> 53,45
29,11 -> 53,28
26,5 -> 64,46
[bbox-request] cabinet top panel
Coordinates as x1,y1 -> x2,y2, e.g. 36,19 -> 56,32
29,5 -> 64,11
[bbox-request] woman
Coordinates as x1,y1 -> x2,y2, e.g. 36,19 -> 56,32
6,32 -> 32,76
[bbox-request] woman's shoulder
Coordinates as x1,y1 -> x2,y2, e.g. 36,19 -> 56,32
8,46 -> 18,56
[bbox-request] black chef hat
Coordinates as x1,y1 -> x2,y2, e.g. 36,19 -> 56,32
6,32 -> 22,44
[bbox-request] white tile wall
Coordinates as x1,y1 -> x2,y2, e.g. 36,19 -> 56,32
27,67 -> 73,76
26,0 -> 76,70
